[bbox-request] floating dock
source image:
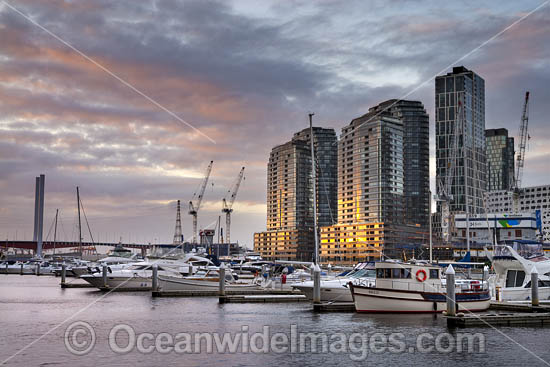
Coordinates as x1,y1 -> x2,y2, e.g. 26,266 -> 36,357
60,282 -> 95,288
219,294 -> 307,303
313,302 -> 356,312
153,289 -> 301,298
446,312 -> 550,327
489,301 -> 550,313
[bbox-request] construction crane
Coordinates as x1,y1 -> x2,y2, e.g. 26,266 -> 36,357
222,167 -> 245,244
436,98 -> 463,243
513,91 -> 530,212
188,161 -> 213,244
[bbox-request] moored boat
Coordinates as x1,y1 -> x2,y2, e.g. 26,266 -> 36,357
349,261 -> 491,313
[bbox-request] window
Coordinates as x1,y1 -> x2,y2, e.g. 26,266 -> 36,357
515,229 -> 522,237
392,268 -> 401,279
429,269 -> 439,279
505,270 -> 525,288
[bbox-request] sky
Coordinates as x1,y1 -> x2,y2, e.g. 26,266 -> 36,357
0,0 -> 549,248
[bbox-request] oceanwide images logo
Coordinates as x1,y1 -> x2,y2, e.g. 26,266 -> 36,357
64,321 -> 485,361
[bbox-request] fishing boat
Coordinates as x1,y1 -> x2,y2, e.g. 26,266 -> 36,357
349,261 -> 491,313
488,241 -> 550,301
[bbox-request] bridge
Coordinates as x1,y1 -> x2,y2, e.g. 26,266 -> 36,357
0,240 -> 156,251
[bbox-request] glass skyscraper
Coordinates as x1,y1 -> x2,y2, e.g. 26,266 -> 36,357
255,126 -> 337,261
368,100 -> 430,229
435,66 -> 486,216
486,128 -> 515,191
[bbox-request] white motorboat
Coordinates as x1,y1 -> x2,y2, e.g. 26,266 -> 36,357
157,268 -> 260,292
292,263 -> 376,302
488,241 -> 550,301
80,259 -> 199,291
349,261 -> 491,313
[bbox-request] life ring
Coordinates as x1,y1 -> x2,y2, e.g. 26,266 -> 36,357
416,269 -> 427,282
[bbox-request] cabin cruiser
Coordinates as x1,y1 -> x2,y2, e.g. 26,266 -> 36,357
79,257 -> 205,291
349,261 -> 491,313
488,241 -> 550,301
157,267 -> 260,292
292,263 -> 376,302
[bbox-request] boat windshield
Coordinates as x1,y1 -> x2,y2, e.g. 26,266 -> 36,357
349,269 -> 376,278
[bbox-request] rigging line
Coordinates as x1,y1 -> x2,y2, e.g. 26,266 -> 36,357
78,197 -> 95,244
58,213 -> 69,243
44,214 -> 56,242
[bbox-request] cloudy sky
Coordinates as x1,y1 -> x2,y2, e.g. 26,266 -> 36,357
0,0 -> 549,247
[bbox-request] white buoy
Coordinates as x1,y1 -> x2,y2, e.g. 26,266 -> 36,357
446,265 -> 456,316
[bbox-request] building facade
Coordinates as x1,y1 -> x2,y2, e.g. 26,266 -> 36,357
368,100 -> 430,229
486,128 -> 515,191
454,213 -> 539,244
255,127 -> 337,261
320,104 -> 429,265
487,185 -> 549,241
435,66 -> 486,217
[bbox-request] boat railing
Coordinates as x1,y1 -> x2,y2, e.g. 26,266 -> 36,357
377,279 -> 443,293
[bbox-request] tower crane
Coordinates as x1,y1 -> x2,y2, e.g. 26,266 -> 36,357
436,98 -> 463,243
513,91 -> 530,213
222,167 -> 245,244
189,161 -> 213,244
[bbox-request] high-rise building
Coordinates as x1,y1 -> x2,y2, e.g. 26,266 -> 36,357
435,66 -> 486,218
485,128 -> 515,191
368,100 -> 430,228
255,126 -> 337,261
337,110 -> 405,225
320,104 -> 429,264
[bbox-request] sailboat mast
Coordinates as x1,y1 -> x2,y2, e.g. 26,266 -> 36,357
53,209 -> 58,256
77,186 -> 82,255
309,113 -> 319,264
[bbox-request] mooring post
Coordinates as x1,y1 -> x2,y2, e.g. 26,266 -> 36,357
152,264 -> 158,293
219,264 -> 226,297
313,264 -> 321,304
483,265 -> 489,290
5,262 -> 8,274
102,265 -> 108,289
20,263 -> 24,275
446,265 -> 456,316
36,263 -> 41,276
531,265 -> 539,307
61,264 -> 66,285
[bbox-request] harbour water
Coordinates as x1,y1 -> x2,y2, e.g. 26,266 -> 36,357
1,275 -> 549,366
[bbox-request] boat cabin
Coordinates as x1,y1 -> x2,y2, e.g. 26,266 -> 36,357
374,262 -> 443,292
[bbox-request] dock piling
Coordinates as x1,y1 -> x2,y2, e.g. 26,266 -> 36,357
61,264 -> 66,285
20,263 -> 23,275
531,266 -> 539,307
446,265 -> 456,317
313,264 -> 321,304
219,264 -> 226,297
102,265 -> 108,289
152,264 -> 158,293
35,263 -> 41,276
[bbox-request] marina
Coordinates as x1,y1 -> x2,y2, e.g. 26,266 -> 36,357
2,274 -> 550,366
2,0 -> 550,365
